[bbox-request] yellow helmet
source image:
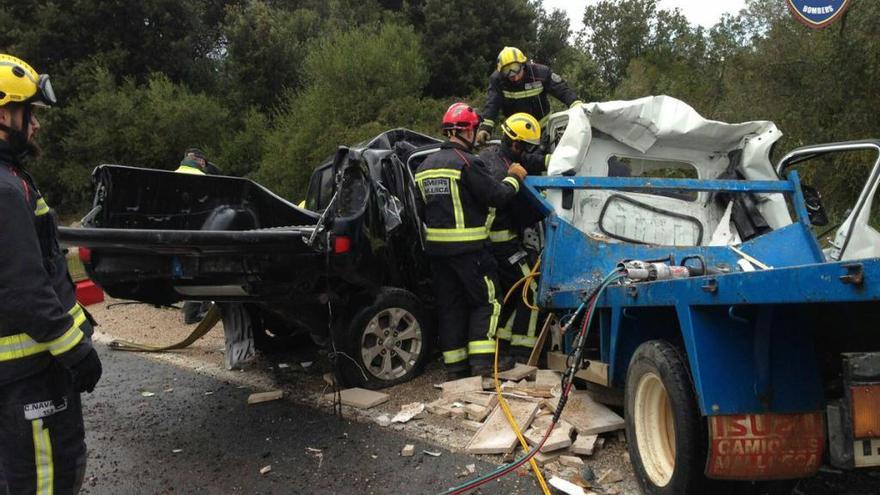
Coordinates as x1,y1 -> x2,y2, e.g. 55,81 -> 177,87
0,54 -> 56,108
496,46 -> 527,72
501,113 -> 541,146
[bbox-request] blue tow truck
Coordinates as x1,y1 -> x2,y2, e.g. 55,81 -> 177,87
527,96 -> 880,493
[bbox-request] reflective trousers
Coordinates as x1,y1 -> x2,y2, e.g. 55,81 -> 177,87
491,241 -> 540,359
0,361 -> 86,495
429,250 -> 503,372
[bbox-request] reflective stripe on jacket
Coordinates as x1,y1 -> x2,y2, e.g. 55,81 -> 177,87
0,142 -> 93,385
414,141 -> 519,256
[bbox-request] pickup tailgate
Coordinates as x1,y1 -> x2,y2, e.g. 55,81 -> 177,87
58,165 -> 325,305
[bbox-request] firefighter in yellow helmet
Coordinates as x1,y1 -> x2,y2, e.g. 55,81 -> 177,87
477,47 -> 581,145
0,54 -> 102,494
478,113 -> 548,362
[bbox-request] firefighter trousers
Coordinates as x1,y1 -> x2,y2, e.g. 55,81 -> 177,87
491,241 -> 540,360
429,250 -> 503,371
0,361 -> 87,495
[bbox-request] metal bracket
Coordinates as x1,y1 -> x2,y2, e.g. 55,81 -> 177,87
626,285 -> 638,298
841,263 -> 865,286
701,278 -> 718,294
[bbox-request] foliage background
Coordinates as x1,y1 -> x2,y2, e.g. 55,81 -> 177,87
2,0 -> 879,214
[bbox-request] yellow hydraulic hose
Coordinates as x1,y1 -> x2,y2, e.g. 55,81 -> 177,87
503,258 -> 542,312
493,256 -> 551,495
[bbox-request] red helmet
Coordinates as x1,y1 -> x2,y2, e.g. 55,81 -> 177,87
442,102 -> 481,132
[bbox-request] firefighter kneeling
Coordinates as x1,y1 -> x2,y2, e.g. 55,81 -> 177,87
415,103 -> 527,380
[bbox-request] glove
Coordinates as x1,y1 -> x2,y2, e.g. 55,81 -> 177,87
508,163 -> 528,182
476,129 -> 491,145
67,348 -> 103,393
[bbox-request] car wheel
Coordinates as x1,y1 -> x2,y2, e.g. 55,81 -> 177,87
333,288 -> 432,389
626,340 -> 709,495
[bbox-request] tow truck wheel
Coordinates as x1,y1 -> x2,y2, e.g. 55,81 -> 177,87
334,288 -> 433,389
626,340 -> 708,495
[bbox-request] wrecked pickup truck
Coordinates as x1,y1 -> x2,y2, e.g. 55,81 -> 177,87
59,129 -> 441,389
530,96 -> 880,493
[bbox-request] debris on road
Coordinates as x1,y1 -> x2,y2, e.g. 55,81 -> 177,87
247,390 -> 284,405
460,419 -> 483,432
259,465 -> 272,475
547,391 -> 624,435
558,455 -> 585,468
497,363 -> 538,381
525,420 -> 573,453
440,376 -> 483,399
391,402 -> 426,423
375,414 -> 392,427
465,398 -> 539,454
140,391 -> 155,397
548,476 -> 592,495
172,448 -> 183,454
401,444 -> 415,457
571,434 -> 598,456
597,468 -> 623,484
423,450 -> 441,457
306,447 -> 324,469
322,387 -> 389,409
465,463 -> 475,474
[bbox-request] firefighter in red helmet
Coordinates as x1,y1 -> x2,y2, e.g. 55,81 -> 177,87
414,103 -> 527,379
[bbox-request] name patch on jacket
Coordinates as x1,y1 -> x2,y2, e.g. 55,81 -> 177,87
422,178 -> 450,195
23,397 -> 68,420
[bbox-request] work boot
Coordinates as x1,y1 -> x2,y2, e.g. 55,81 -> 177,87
445,364 -> 471,381
470,357 -> 514,378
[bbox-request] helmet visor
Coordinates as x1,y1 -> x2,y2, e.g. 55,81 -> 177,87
502,63 -> 523,78
34,74 -> 56,107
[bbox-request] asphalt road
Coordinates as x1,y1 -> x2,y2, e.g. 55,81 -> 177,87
79,345 -> 537,495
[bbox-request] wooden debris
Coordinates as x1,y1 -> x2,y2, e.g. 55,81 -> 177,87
260,465 -> 272,475
391,402 -> 425,423
450,406 -> 468,419
321,388 -> 389,409
460,419 -> 484,432
465,399 -> 539,454
426,399 -> 450,415
534,369 -> 561,388
525,420 -> 573,453
498,363 -> 538,381
548,391 -> 624,435
546,352 -> 609,387
571,434 -> 598,456
247,390 -> 283,405
401,444 -> 415,457
548,476 -> 589,495
558,455 -> 585,468
464,404 -> 491,422
527,315 -> 555,366
441,376 -> 483,399
506,385 -> 554,398
463,392 -> 497,408
533,450 -> 560,466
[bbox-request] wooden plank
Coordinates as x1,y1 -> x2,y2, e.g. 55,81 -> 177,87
546,352 -> 609,387
498,364 -> 538,381
548,391 -> 624,435
571,434 -> 598,456
465,399 -> 540,455
463,392 -> 497,409
247,390 -> 283,405
527,314 -> 556,366
524,420 -> 574,453
441,376 -> 483,399
322,388 -> 389,409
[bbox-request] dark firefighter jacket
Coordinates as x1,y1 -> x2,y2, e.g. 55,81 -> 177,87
480,61 -> 579,132
0,142 -> 93,386
478,144 -> 548,243
415,141 -> 520,256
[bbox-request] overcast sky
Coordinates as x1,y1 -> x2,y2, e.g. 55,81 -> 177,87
543,0 -> 748,34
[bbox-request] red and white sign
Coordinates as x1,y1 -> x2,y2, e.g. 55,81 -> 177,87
706,412 -> 824,480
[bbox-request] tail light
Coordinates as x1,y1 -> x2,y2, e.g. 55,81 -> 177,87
851,384 -> 880,439
78,247 -> 92,264
333,236 -> 352,254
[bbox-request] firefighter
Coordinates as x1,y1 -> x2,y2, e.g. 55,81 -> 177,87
477,46 -> 581,145
174,147 -> 216,324
478,113 -> 546,362
415,102 -> 527,379
0,54 -> 102,494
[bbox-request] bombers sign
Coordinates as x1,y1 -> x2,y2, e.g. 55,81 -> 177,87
787,1 -> 852,29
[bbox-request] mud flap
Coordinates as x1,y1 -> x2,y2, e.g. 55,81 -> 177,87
220,303 -> 256,370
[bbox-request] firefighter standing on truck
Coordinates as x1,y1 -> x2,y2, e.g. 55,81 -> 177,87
477,46 -> 581,145
0,54 -> 102,494
415,102 -> 527,379
478,113 -> 547,363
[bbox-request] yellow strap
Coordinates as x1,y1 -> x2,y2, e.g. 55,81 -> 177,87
34,198 -> 50,217
489,229 -> 518,243
414,169 -> 461,181
442,347 -> 468,364
32,419 -> 54,495
503,176 -> 520,192
425,227 -> 487,242
174,165 -> 205,175
502,87 -> 543,99
468,340 -> 496,355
